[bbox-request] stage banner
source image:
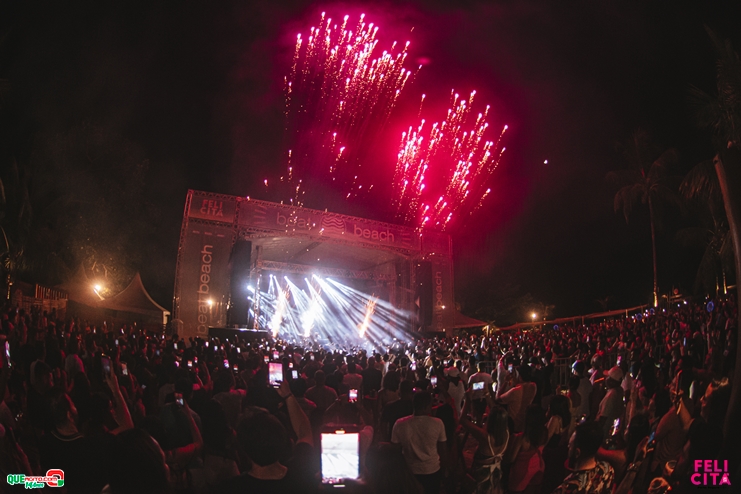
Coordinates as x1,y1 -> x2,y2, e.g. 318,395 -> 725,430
187,190 -> 237,224
175,222 -> 234,339
429,257 -> 455,332
237,199 -> 421,251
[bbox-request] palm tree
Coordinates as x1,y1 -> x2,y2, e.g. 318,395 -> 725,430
678,159 -> 735,296
691,27 -> 741,467
608,129 -> 682,307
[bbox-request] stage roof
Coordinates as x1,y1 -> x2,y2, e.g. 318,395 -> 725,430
254,236 -> 402,272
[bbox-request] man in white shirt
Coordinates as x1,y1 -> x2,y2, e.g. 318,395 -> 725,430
392,391 -> 447,494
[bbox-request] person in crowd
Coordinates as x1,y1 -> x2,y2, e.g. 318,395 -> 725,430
445,366 -> 466,417
552,421 -> 615,494
460,393 -> 509,494
344,358 -> 364,391
362,355 -> 383,394
211,368 -> 245,429
596,413 -> 650,486
468,361 -> 494,424
498,364 -> 537,433
305,369 -> 338,412
217,380 -> 315,493
366,442 -> 422,494
391,391 -> 447,494
289,376 -> 317,417
194,399 -> 239,492
380,379 -> 414,441
507,405 -> 547,494
597,366 -> 624,438
572,361 -> 592,420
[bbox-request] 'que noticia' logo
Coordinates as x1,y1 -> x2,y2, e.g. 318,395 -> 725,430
7,469 -> 64,488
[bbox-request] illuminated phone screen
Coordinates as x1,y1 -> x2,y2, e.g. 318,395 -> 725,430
321,432 -> 359,484
268,362 -> 283,386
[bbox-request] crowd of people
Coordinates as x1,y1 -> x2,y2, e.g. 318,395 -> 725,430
0,294 -> 736,494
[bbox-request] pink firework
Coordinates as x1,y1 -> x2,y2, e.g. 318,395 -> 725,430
393,90 -> 507,229
279,12 -> 416,206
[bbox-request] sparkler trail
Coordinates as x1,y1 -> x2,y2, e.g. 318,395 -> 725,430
392,90 -> 507,229
276,12 -> 416,206
357,295 -> 377,339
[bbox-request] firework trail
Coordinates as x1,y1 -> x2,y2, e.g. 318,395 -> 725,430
392,90 -> 507,229
278,12 -> 416,206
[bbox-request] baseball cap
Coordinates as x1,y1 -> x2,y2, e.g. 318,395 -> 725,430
604,366 -> 624,381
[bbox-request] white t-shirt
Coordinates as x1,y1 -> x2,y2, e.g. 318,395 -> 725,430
391,415 -> 447,475
468,371 -> 493,399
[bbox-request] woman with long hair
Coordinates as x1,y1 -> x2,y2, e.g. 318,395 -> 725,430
461,394 -> 509,494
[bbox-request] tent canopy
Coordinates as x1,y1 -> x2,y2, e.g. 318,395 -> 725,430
100,273 -> 170,323
56,265 -> 104,306
446,311 -> 487,330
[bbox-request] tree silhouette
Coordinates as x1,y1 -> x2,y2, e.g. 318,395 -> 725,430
608,129 -> 682,307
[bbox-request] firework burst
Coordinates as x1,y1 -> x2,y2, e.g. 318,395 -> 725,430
278,12 -> 416,206
392,90 -> 507,229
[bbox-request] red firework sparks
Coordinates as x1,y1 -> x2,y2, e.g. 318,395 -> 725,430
393,90 -> 507,230
277,12 -> 416,206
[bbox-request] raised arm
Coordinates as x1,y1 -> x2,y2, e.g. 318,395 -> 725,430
105,372 -> 134,434
278,380 -> 313,446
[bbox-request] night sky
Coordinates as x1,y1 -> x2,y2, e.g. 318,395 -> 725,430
2,0 -> 740,325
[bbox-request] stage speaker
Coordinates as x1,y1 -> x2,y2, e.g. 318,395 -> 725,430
415,261 -> 433,328
229,239 -> 252,327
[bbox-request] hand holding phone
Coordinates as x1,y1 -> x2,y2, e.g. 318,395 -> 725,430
349,389 -> 358,403
268,362 -> 283,387
472,381 -> 484,391
175,392 -> 184,407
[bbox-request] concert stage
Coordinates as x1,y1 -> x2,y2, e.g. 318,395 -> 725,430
172,190 -> 455,342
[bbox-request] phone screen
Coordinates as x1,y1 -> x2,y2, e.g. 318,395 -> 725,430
122,363 -> 128,376
611,418 -> 620,436
273,351 -> 280,361
472,382 -> 484,391
430,376 -> 438,386
223,359 -> 230,369
321,432 -> 360,484
268,362 -> 283,386
349,389 -> 358,402
292,369 -> 299,380
4,341 -> 10,368
101,357 -> 111,376
175,392 -> 184,407
264,355 -> 270,364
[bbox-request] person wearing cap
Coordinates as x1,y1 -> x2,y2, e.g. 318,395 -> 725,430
596,366 -> 625,438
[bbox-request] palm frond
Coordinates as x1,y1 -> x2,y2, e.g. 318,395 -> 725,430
614,183 -> 646,223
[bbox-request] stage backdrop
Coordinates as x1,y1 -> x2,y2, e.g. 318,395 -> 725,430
173,190 -> 457,339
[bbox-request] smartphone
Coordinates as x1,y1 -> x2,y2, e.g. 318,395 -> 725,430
233,364 -> 239,372
349,389 -> 358,403
430,375 -> 438,387
115,339 -> 119,347
223,359 -> 229,369
310,354 -> 315,361
121,362 -> 128,376
268,362 -> 283,387
236,348 -> 241,353
321,429 -> 360,484
611,418 -> 621,436
292,369 -> 299,380
175,392 -> 184,407
205,341 -> 209,348
264,355 -> 270,364
194,357 -> 198,364
187,360 -> 193,369
4,341 -> 10,369
288,362 -> 293,369
472,381 -> 484,391
617,356 -> 622,366
155,349 -> 160,356
273,351 -> 280,361
410,362 -> 416,371
101,357 -> 111,376
508,364 -> 513,373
